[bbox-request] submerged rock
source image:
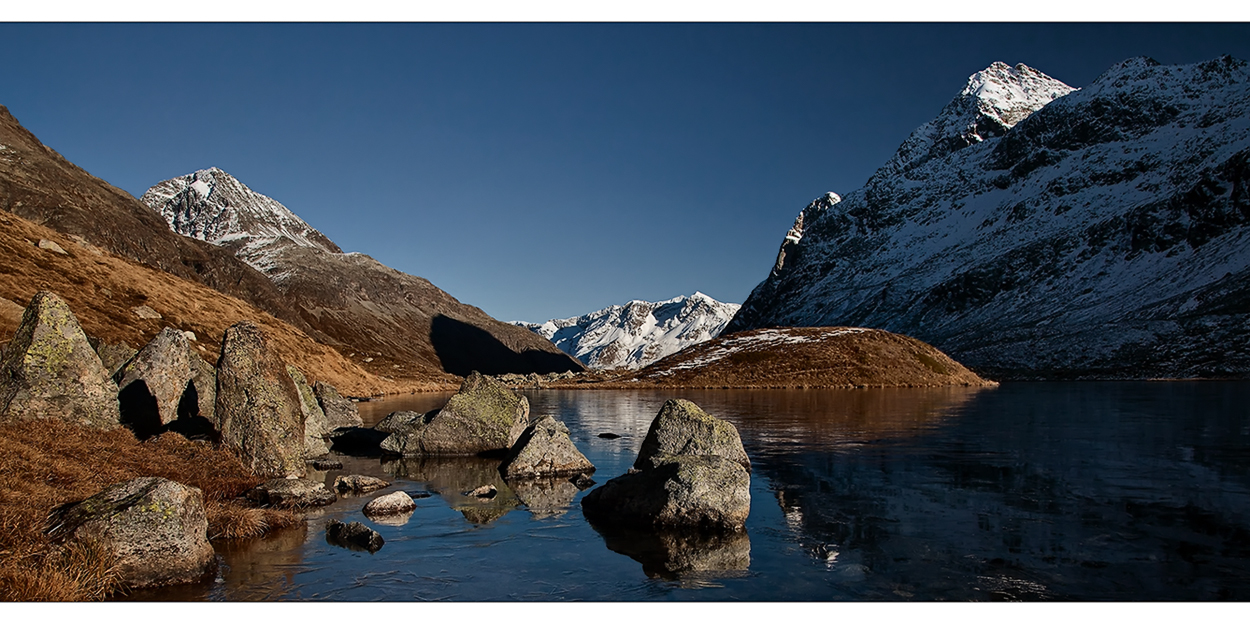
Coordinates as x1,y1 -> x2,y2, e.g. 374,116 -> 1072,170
379,372 -> 530,456
334,474 -> 390,494
310,458 -> 343,470
214,321 -> 306,478
363,491 -> 417,517
45,476 -> 215,589
582,453 -> 750,531
314,381 -> 363,429
325,520 -> 384,553
246,478 -> 336,508
499,416 -> 595,479
288,366 -> 331,458
634,399 -> 750,471
0,291 -> 120,429
571,473 -> 596,490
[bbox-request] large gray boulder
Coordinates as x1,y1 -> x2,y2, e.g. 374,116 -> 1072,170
287,366 -> 331,458
499,416 -> 595,479
634,399 -> 751,471
214,321 -> 306,478
246,478 -> 336,508
314,380 -> 362,429
0,291 -> 120,429
582,453 -> 750,531
45,477 -> 215,589
380,372 -> 530,456
114,328 -> 196,433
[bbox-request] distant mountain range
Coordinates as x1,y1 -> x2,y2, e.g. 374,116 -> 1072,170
728,56 -> 1250,379
515,293 -> 740,369
140,168 -> 583,378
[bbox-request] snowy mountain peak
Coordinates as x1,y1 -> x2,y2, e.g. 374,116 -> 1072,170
886,62 -> 1075,175
141,167 -> 341,256
514,293 -> 741,370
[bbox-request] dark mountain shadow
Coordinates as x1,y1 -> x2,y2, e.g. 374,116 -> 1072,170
430,314 -> 581,376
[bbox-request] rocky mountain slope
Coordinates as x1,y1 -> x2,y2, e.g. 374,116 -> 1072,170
728,56 -> 1250,379
0,106 -> 308,334
141,168 -> 583,378
514,293 -> 740,369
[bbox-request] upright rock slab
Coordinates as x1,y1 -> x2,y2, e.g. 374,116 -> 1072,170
288,365 -> 331,458
115,328 -> 196,434
0,291 -> 119,428
500,415 -> 595,479
45,477 -> 215,589
635,399 -> 750,471
380,372 -> 530,456
314,380 -> 362,429
91,339 -> 137,380
215,321 -> 306,478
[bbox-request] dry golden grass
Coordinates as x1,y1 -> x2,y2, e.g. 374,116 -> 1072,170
0,211 -> 456,396
0,419 -> 297,601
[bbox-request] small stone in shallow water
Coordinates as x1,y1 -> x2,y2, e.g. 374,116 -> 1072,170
465,484 -> 497,499
325,520 -> 384,553
363,491 -> 417,517
571,473 -> 596,490
598,432 -> 621,439
334,474 -> 390,493
310,459 -> 343,470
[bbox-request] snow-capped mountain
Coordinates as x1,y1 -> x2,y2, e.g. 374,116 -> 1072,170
142,168 -> 341,282
141,168 -> 583,377
728,56 -> 1250,379
515,293 -> 740,369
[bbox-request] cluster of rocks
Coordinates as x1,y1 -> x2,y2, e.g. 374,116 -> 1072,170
0,291 -> 369,590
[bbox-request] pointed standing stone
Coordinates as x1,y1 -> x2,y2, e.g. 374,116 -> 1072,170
288,365 -> 331,458
214,321 -> 306,477
0,291 -> 119,428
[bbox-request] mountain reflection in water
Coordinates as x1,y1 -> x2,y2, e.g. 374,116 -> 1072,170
121,383 -> 1250,601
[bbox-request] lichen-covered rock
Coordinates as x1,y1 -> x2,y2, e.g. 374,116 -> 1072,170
325,520 -> 383,553
500,416 -> 595,479
215,321 -> 306,478
91,339 -> 137,380
333,474 -> 390,494
314,380 -> 362,429
379,372 -> 530,456
115,328 -> 195,430
246,478 -> 336,508
362,491 -> 416,517
45,477 -> 215,589
0,291 -> 120,429
582,454 -> 751,531
634,399 -> 750,471
287,366 -> 331,458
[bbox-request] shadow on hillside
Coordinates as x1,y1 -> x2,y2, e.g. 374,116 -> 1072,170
429,314 -> 581,376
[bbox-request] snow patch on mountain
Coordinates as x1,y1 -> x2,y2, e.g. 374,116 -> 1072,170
515,292 -> 741,370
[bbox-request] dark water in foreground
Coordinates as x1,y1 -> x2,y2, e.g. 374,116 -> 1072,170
127,382 -> 1250,601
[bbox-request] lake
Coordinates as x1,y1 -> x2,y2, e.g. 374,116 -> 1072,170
125,382 -> 1250,601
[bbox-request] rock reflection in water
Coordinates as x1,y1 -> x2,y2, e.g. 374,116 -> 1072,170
381,455 -> 520,524
509,477 -> 579,519
589,520 -> 751,582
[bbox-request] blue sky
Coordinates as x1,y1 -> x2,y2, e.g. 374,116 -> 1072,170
2,23 -> 1250,323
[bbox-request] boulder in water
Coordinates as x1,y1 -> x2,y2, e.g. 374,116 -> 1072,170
379,372 -> 530,456
499,416 -> 595,479
634,399 -> 750,471
314,381 -> 362,429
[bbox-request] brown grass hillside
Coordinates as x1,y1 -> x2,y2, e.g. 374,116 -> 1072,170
0,211 -> 457,395
556,327 -> 996,389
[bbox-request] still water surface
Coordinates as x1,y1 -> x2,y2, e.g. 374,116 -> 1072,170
128,382 -> 1250,601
